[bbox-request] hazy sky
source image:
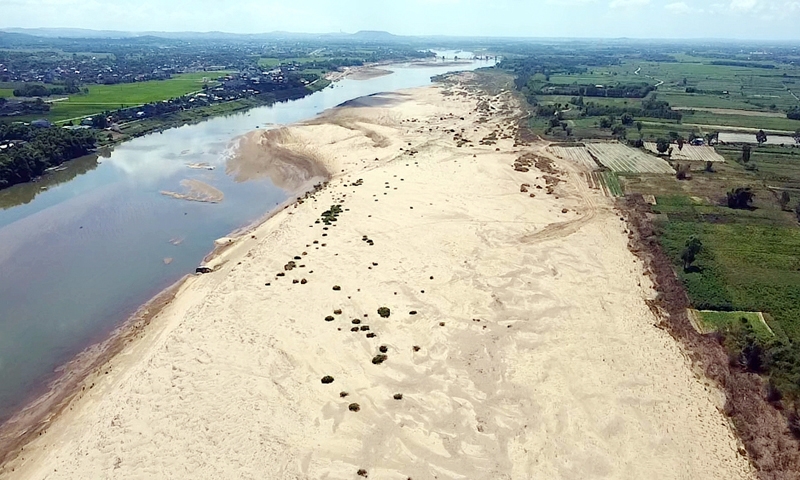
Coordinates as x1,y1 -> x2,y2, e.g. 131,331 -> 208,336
2,0 -> 800,40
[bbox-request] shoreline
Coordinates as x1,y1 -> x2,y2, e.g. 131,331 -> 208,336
0,134 -> 333,469
0,73 -> 755,479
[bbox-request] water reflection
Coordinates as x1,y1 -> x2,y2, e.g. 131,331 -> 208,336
0,154 -> 100,210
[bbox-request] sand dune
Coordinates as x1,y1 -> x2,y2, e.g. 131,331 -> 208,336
1,76 -> 753,479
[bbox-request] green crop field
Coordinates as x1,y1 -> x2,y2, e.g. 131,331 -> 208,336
680,110 -> 800,132
696,311 -> 774,341
0,89 -> 13,98
653,191 -> 800,395
41,72 -> 229,123
538,94 -> 642,107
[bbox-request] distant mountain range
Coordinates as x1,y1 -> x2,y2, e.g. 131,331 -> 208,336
0,27 -> 407,42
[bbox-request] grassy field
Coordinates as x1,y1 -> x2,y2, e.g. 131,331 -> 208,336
696,311 -> 774,340
537,94 -> 642,107
40,72 -> 228,123
681,110 -> 800,132
0,89 -> 13,98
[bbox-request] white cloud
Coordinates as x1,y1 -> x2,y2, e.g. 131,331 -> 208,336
665,2 -> 693,13
609,0 -> 650,8
730,0 -> 759,12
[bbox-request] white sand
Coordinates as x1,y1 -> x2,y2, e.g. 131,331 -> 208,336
1,76 -> 754,479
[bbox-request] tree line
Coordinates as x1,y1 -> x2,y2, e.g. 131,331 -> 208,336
0,123 -> 96,189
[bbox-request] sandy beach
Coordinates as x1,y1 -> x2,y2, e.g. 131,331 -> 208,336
0,73 -> 754,479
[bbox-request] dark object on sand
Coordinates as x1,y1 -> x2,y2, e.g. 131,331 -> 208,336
372,354 -> 388,365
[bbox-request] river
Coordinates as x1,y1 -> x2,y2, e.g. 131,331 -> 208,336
0,54 -> 493,423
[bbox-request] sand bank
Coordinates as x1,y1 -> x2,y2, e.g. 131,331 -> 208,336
160,179 -> 224,203
326,66 -> 393,83
1,73 -> 753,479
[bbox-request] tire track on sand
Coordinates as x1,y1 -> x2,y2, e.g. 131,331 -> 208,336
519,147 -> 600,243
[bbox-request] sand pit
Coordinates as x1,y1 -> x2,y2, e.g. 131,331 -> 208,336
0,80 -> 754,479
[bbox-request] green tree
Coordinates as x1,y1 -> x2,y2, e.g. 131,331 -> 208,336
727,186 -> 755,209
793,128 -> 800,145
742,144 -> 751,163
620,113 -> 634,126
92,115 -> 109,129
681,236 -> 702,271
756,129 -> 768,145
677,137 -> 685,151
656,138 -> 670,154
635,121 -> 643,133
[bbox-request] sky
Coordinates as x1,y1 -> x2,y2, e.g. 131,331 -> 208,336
2,0 -> 800,41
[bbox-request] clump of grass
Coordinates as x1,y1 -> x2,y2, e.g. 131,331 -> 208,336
325,316 -> 334,322
366,333 -> 376,338
378,307 -> 390,318
352,319 -> 361,324
372,354 -> 388,365
379,345 -> 388,353
349,403 -> 361,412
413,346 -> 421,352
321,376 -> 334,384
351,327 -> 360,332
301,279 -> 307,284
409,311 -> 417,315
360,326 -> 370,331
393,393 -> 403,400
340,391 -> 349,397
334,309 -> 342,315
333,285 -> 341,291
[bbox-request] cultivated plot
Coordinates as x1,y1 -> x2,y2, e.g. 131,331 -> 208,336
548,145 -> 598,170
718,132 -> 798,145
644,143 -> 726,163
585,171 -> 624,197
586,143 -> 675,174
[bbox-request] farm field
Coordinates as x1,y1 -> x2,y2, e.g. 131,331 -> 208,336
537,95 -> 642,108
654,196 -> 800,395
657,92 -> 770,112
586,142 -> 675,174
548,145 -> 597,170
691,310 -> 774,341
42,72 -> 228,123
643,143 -> 726,163
0,89 -> 13,98
681,110 -> 800,132
718,132 -> 798,145
584,171 -> 623,197
672,106 -> 787,118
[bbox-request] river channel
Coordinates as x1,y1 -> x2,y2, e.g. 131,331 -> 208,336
0,54 -> 493,422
